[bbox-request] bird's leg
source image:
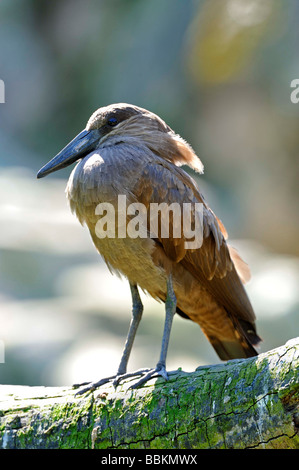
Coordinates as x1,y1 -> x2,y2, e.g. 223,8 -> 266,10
75,276 -> 176,395
112,283 -> 144,380
129,273 -> 177,389
75,283 -> 143,395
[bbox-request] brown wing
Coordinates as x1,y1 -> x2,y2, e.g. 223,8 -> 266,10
133,160 -> 253,315
132,158 -> 261,357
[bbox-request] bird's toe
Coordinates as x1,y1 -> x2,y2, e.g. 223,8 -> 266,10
129,365 -> 169,389
73,376 -> 114,396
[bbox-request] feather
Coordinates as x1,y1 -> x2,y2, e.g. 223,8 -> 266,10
64,105 -> 260,361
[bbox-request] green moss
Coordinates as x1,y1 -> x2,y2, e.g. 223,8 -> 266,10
1,340 -> 298,449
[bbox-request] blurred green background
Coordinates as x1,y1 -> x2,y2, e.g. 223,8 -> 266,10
0,0 -> 298,386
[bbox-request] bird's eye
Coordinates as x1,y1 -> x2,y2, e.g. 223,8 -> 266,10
107,117 -> 118,127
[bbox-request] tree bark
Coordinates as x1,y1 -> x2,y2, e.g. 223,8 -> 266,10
0,338 -> 298,449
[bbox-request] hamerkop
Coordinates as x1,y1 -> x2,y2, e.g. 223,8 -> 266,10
37,103 -> 261,392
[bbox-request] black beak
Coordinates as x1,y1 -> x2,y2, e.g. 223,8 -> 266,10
37,129 -> 100,179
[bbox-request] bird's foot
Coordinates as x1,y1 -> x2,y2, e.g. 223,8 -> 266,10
73,365 -> 169,395
127,364 -> 169,389
73,375 -> 116,396
73,368 -> 151,396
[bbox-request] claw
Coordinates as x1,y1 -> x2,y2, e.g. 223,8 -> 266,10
112,368 -> 151,387
74,376 -> 114,396
74,366 -> 170,395
129,365 -> 169,389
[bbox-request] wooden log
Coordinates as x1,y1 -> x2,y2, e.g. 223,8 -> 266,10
0,338 -> 298,449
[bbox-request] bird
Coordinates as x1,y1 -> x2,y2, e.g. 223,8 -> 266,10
37,103 -> 261,392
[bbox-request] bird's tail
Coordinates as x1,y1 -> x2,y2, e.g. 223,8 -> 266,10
201,316 -> 261,360
176,306 -> 261,360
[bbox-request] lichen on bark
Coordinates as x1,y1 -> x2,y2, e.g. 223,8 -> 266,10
0,338 -> 298,449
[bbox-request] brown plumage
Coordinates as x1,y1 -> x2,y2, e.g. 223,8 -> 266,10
37,103 -> 261,391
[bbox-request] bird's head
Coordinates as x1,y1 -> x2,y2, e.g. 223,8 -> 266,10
37,103 -> 203,179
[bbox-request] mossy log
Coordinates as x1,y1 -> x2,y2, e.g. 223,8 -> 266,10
0,338 -> 298,449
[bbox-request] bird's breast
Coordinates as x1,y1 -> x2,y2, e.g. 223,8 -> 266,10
65,144 -> 168,295
67,143 -> 153,202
